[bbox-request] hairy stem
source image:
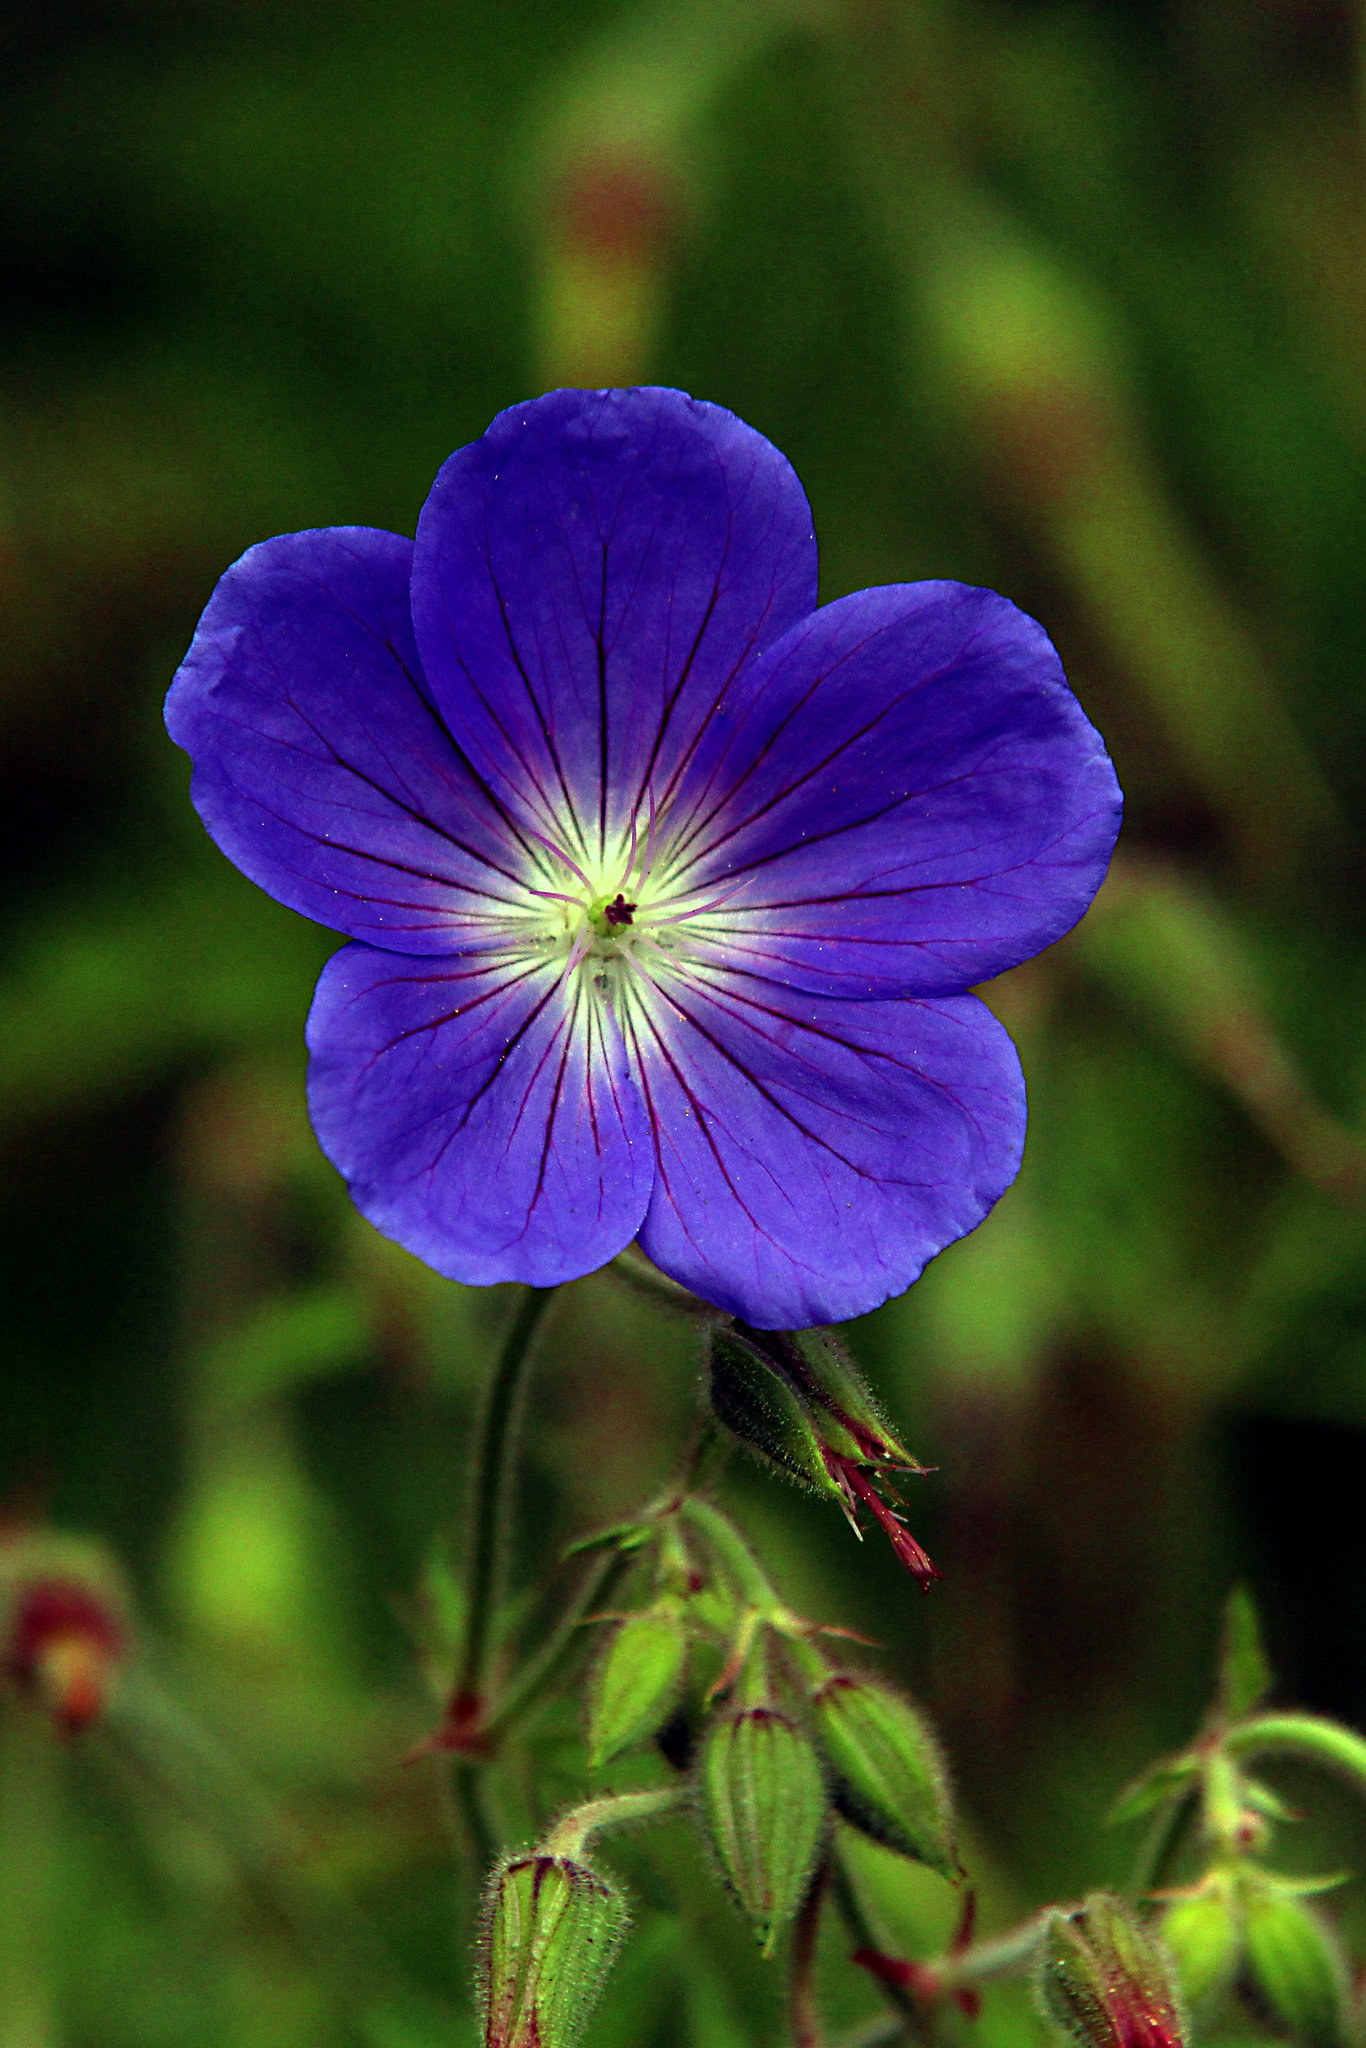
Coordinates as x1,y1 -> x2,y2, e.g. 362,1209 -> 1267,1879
1225,1712 -> 1366,1798
542,1784 -> 690,1860
454,1285 -> 557,1724
940,1910 -> 1054,1987
484,1546 -> 632,1745
679,1496 -> 778,1609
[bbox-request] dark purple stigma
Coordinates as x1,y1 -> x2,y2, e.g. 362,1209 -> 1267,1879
603,893 -> 637,928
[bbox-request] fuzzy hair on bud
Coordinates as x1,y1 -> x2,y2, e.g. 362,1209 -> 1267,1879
480,1854 -> 629,2048
586,1606 -> 689,1770
697,1704 -> 828,1956
810,1673 -> 958,1878
1037,1894 -> 1185,2048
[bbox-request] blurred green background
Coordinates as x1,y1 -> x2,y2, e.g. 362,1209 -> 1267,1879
4,0 -> 1366,2042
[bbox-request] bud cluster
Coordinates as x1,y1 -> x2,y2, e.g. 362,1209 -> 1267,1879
567,1492 -> 958,1972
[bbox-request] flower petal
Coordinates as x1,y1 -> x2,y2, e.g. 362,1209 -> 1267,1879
623,958 -> 1025,1327
409,387 -> 817,868
165,528 -> 541,954
659,581 -> 1121,997
307,944 -> 654,1285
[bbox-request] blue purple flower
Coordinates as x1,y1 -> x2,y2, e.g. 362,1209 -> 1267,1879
165,387 -> 1119,1327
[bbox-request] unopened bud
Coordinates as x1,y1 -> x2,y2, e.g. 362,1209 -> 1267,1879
0,1533 -> 129,1735
481,1854 -> 629,2048
1158,1888 -> 1240,2011
810,1674 -> 957,1879
1242,1889 -> 1349,2048
587,1606 -> 689,1770
698,1705 -> 827,1955
1037,1894 -> 1185,2048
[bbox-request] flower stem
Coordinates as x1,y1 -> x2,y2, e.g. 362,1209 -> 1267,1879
1125,1787 -> 1196,1902
679,1496 -> 778,1608
939,1910 -> 1055,1987
450,1763 -> 497,1898
483,1545 -> 632,1746
454,1285 -> 557,1731
829,1854 -> 927,2045
1225,1711 -> 1366,1798
790,1863 -> 830,2048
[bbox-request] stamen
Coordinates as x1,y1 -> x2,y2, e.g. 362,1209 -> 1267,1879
522,822 -> 594,892
643,880 -> 746,927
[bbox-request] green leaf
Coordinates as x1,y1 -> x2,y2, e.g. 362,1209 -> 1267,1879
1218,1587 -> 1273,1722
1107,1758 -> 1198,1828
1243,1889 -> 1350,2048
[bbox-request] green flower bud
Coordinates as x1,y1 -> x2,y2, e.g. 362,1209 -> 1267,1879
810,1674 -> 957,1879
698,1705 -> 828,1955
1242,1889 -> 1349,2048
1037,1894 -> 1184,2048
586,1606 -> 689,1769
1159,1888 -> 1240,2011
480,1854 -> 629,2048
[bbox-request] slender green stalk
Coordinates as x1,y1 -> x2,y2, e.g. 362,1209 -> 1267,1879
450,1762 -> 497,1886
790,1863 -> 830,2048
829,1854 -> 924,2045
939,1910 -> 1055,1988
454,1286 -> 557,1723
1225,1712 -> 1366,1796
1125,1787 -> 1197,1902
0,1704 -> 59,2048
484,1547 -> 632,1745
542,1784 -> 689,1860
104,1669 -> 455,2044
607,1247 -> 716,1319
679,1496 -> 778,1608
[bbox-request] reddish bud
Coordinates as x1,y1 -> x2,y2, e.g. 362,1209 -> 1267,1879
0,1534 -> 129,1735
1037,1895 -> 1185,2048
